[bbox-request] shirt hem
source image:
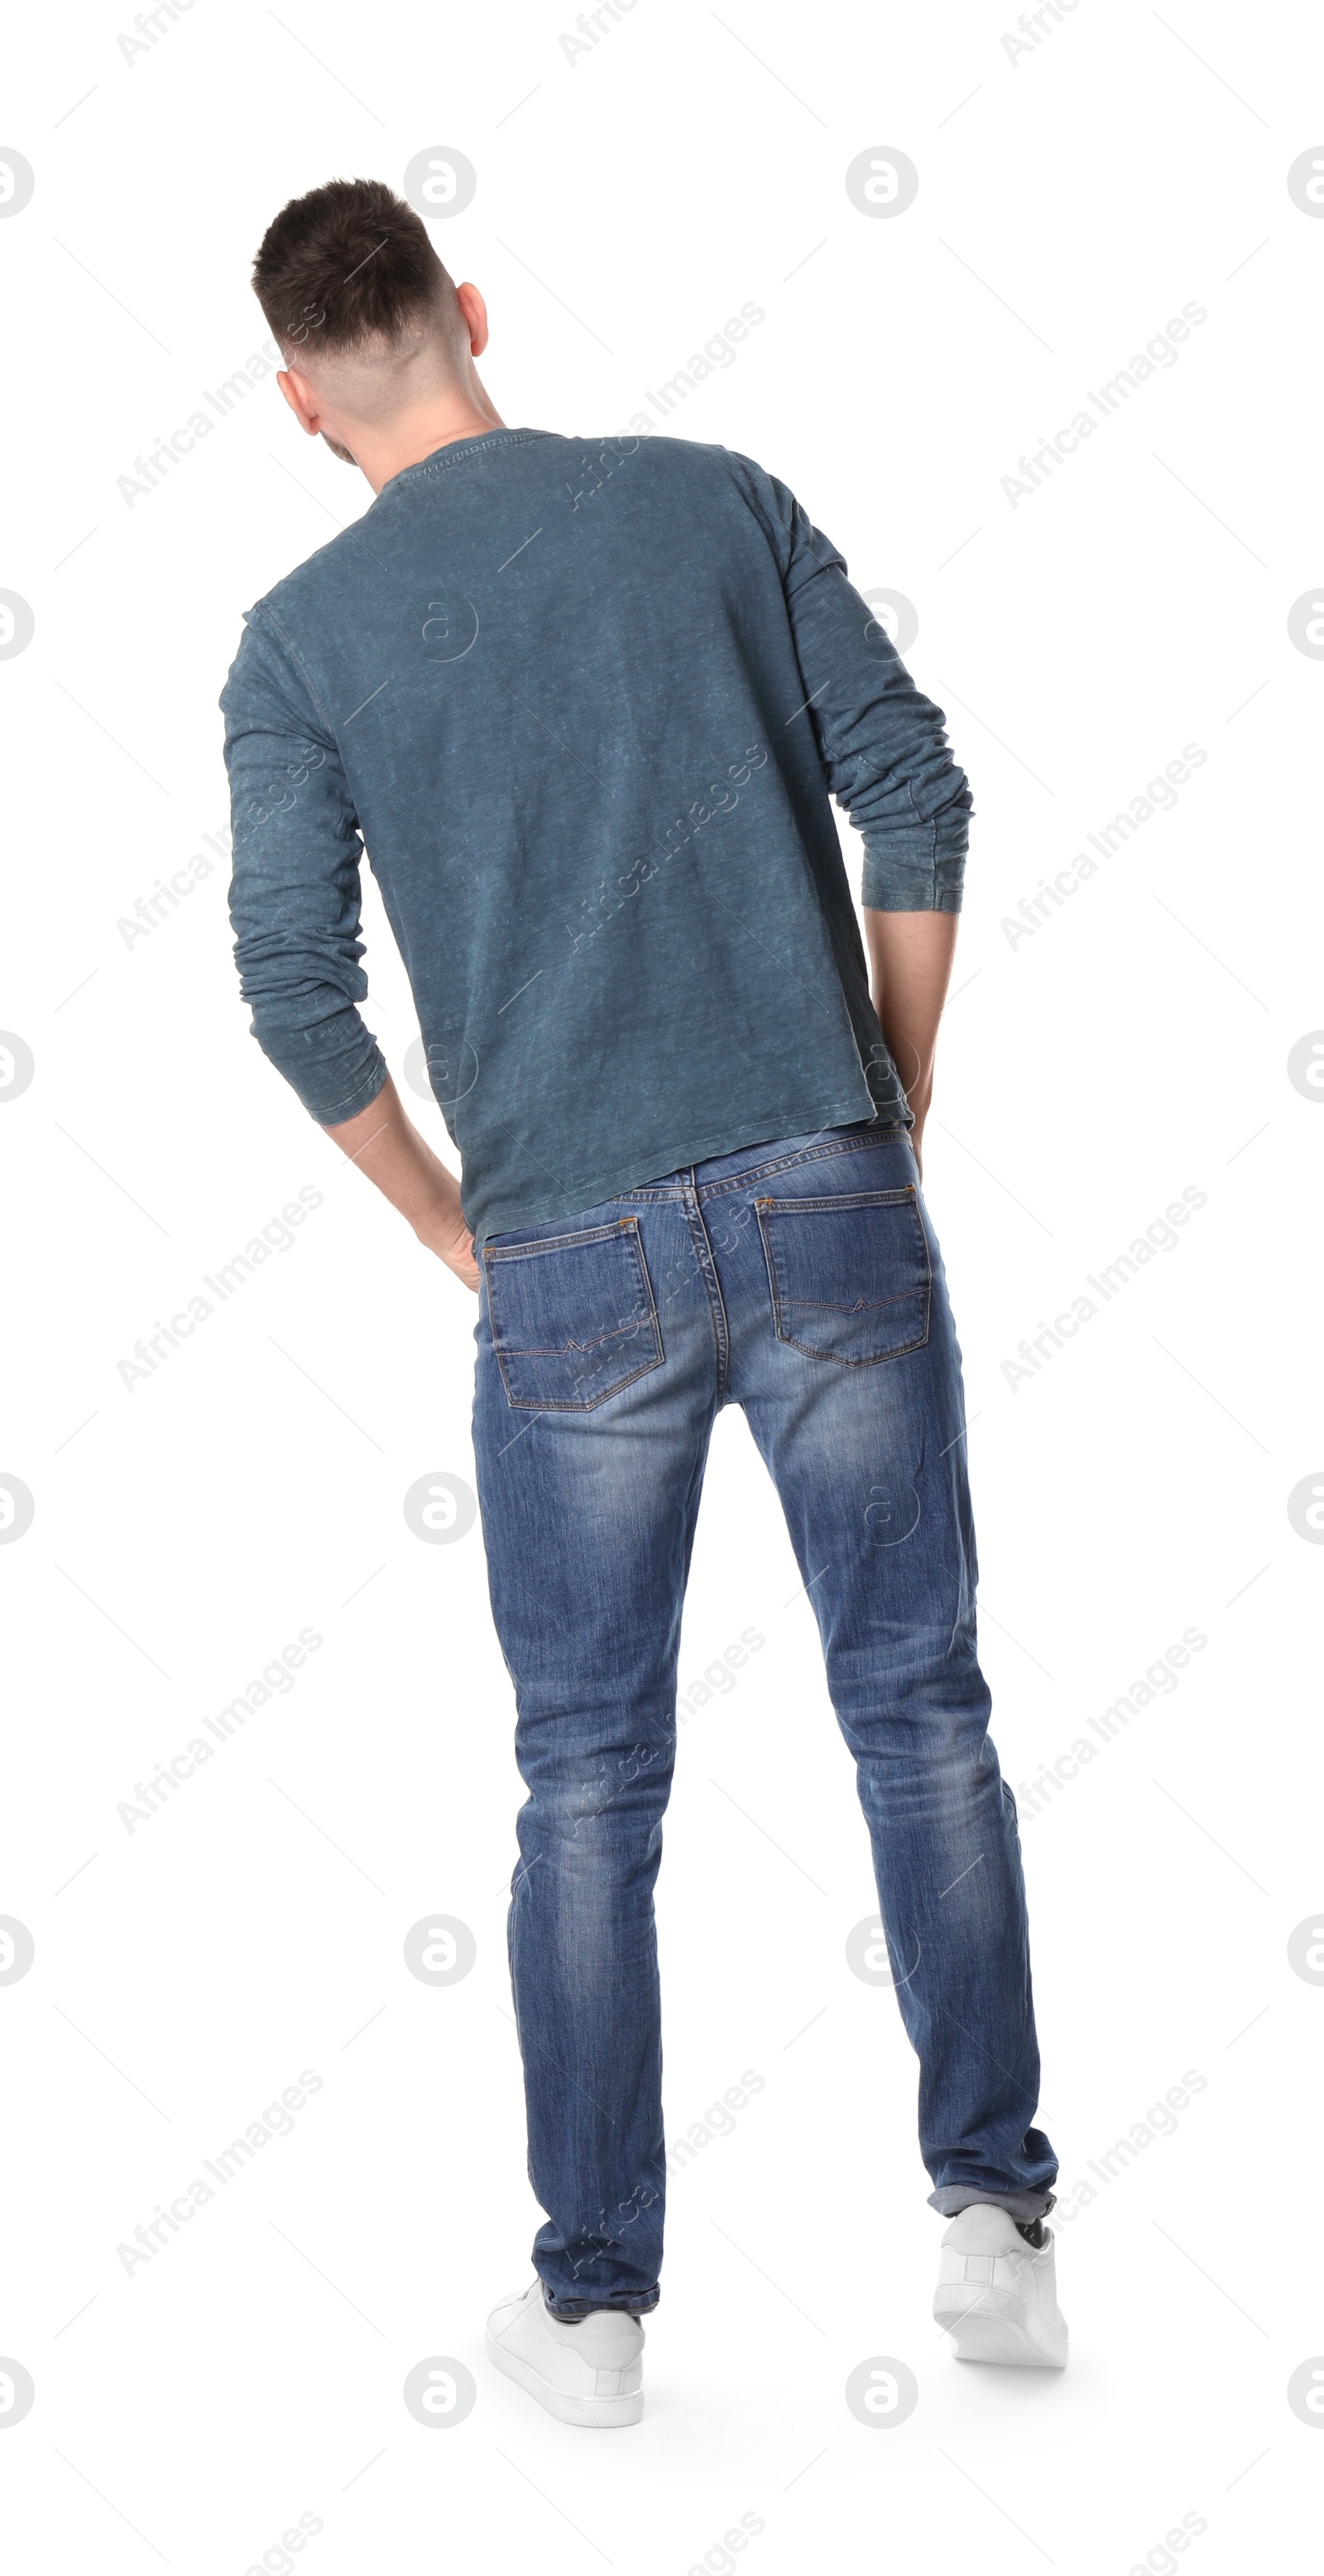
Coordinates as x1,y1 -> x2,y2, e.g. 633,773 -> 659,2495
469,1093 -> 914,1246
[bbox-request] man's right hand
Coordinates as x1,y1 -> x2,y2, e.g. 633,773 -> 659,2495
324,1074 -> 479,1291
862,911 -> 957,1189
416,1209 -> 480,1294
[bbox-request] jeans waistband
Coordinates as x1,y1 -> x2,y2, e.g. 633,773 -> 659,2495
616,1121 -> 912,1204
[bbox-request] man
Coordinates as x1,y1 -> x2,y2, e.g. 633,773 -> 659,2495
223,176 -> 1067,2426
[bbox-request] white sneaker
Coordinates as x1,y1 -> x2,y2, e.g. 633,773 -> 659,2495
933,2204 -> 1068,2368
486,2280 -> 645,2426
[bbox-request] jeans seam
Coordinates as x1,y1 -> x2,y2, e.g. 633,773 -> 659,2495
680,1175 -> 729,1404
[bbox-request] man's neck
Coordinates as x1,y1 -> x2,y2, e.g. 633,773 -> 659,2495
353,388 -> 508,495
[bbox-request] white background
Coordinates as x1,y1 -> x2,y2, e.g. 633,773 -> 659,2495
2,0 -> 1322,2568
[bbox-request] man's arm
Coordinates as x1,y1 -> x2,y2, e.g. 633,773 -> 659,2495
724,459 -> 971,1167
223,616 -> 479,1291
224,613 -> 390,1126
324,1078 -> 479,1290
863,910 -> 958,1179
725,454 -> 973,913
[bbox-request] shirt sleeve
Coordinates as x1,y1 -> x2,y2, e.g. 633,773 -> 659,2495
221,605 -> 389,1124
723,451 -> 973,911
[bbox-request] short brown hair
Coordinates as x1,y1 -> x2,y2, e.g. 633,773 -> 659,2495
252,176 -> 453,358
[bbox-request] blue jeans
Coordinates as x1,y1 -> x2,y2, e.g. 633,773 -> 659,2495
472,1123 -> 1056,2316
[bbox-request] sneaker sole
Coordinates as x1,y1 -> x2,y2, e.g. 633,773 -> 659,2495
933,2288 -> 1067,2371
485,2328 -> 644,2427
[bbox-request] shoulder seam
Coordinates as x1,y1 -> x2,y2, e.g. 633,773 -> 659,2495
248,600 -> 336,737
711,444 -> 792,577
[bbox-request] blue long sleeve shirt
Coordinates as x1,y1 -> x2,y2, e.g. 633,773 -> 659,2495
222,428 -> 971,1244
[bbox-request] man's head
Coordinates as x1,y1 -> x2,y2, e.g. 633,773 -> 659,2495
252,177 -> 496,481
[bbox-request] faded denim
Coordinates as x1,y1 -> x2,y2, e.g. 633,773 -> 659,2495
472,1121 -> 1057,2317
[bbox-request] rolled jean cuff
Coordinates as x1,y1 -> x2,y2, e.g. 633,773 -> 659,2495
928,2187 -> 1057,2224
541,2283 -> 660,2320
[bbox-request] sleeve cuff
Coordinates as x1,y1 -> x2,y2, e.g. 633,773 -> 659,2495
861,832 -> 966,912
249,1024 -> 391,1128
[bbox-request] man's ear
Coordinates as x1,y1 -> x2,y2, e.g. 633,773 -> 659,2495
454,282 -> 489,358
276,367 -> 320,437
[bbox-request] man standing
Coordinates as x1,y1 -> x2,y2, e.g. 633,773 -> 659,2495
223,177 -> 1067,2425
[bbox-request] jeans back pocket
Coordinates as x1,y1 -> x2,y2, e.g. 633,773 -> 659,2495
755,1187 -> 931,1366
482,1218 -> 665,1411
